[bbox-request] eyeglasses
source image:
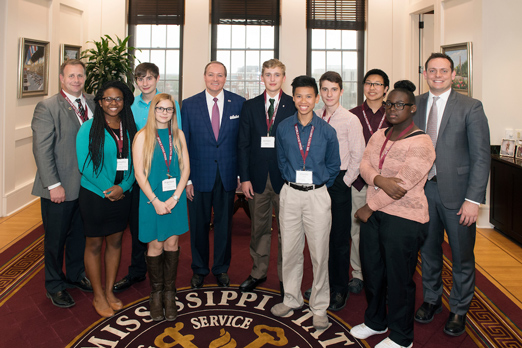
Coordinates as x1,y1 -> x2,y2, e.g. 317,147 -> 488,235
364,82 -> 385,88
155,106 -> 174,114
101,97 -> 123,103
383,101 -> 414,110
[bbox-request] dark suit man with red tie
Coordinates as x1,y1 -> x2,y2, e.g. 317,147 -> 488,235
181,62 -> 246,288
237,59 -> 296,294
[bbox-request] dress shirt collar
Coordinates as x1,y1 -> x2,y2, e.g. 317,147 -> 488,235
205,89 -> 224,104
62,89 -> 85,104
428,88 -> 451,104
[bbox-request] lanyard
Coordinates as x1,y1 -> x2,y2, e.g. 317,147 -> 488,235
156,128 -> 173,178
107,122 -> 123,155
60,90 -> 87,122
264,89 -> 282,135
295,123 -> 315,170
362,106 -> 386,135
321,106 -> 339,124
379,122 -> 414,171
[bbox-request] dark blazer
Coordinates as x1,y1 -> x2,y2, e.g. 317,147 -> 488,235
238,92 -> 296,194
413,89 -> 490,209
181,90 -> 245,192
32,93 -> 96,201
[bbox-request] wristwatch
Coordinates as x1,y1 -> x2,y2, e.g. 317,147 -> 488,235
172,194 -> 179,202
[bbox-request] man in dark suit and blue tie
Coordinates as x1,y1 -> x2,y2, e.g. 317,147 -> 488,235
237,59 -> 296,293
31,59 -> 94,308
413,53 -> 490,337
181,61 -> 246,288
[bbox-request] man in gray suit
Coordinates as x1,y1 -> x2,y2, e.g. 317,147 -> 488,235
413,53 -> 490,336
32,59 -> 94,308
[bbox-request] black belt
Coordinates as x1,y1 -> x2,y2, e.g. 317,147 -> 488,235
285,180 -> 324,191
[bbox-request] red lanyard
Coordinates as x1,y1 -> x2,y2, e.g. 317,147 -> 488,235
60,90 -> 88,122
107,122 -> 123,155
322,106 -> 339,124
156,128 -> 173,178
295,124 -> 315,170
379,122 -> 414,171
362,107 -> 386,135
264,90 -> 282,135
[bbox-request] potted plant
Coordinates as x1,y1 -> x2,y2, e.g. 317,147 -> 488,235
80,35 -> 139,94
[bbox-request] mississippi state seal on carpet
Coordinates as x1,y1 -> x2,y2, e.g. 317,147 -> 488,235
68,287 -> 365,347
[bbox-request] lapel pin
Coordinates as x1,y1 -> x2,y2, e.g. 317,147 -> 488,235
228,100 -> 231,102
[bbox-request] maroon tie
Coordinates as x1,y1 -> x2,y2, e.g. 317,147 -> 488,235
212,97 -> 220,140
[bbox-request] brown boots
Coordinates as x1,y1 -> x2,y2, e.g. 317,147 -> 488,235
163,250 -> 179,321
145,249 -> 180,321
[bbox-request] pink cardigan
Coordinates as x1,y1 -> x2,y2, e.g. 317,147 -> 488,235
360,128 -> 436,224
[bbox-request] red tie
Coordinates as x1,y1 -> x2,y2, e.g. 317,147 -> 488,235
212,97 -> 220,140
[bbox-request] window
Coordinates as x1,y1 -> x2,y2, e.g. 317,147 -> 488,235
128,0 -> 184,102
211,0 -> 280,99
307,0 -> 365,109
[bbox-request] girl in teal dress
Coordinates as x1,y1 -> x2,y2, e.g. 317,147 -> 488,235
132,93 -> 189,321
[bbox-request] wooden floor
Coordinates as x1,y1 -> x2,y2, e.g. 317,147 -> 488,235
1,200 -> 522,310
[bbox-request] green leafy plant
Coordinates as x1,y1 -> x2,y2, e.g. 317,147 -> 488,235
80,35 -> 139,95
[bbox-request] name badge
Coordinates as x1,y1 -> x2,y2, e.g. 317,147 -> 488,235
261,136 -> 275,148
162,178 -> 177,192
295,170 -> 313,184
117,158 -> 128,171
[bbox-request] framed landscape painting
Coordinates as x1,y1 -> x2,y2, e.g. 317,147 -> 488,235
441,42 -> 472,97
60,44 -> 82,64
18,38 -> 50,98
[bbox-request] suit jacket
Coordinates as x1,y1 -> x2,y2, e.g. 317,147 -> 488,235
413,89 -> 490,209
238,92 -> 296,194
181,90 -> 245,192
31,93 -> 96,201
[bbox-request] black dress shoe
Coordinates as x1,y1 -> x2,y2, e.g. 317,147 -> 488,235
216,273 -> 230,287
191,274 -> 205,289
71,277 -> 93,292
113,275 -> 147,293
415,302 -> 443,323
328,292 -> 349,311
444,312 -> 467,336
46,290 -> 75,308
239,275 -> 267,292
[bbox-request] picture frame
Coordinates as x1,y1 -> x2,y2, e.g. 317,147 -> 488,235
18,38 -> 50,98
441,42 -> 472,97
516,145 -> 522,160
60,44 -> 82,64
500,138 -> 516,157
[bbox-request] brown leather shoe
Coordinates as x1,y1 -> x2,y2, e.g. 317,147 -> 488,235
93,298 -> 114,318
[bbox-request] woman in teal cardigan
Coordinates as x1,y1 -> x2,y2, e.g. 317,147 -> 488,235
76,81 -> 137,318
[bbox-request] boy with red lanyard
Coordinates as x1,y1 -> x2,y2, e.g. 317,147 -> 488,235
348,68 -> 390,295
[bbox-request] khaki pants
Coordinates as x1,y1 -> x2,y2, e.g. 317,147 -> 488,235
350,185 -> 367,280
279,184 -> 331,316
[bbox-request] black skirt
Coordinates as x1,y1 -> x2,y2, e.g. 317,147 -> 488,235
79,186 -> 132,237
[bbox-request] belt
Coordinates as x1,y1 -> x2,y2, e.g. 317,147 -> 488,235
285,180 -> 324,191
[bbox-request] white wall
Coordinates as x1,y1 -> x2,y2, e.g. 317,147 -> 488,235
0,0 -> 126,216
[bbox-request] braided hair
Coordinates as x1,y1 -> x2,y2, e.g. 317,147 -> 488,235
87,80 -> 137,175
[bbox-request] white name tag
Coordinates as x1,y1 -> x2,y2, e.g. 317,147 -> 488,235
261,136 -> 275,148
295,170 -> 313,184
162,178 -> 177,192
117,158 -> 128,171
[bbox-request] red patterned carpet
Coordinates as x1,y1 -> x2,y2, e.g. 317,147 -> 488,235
1,209 -> 522,347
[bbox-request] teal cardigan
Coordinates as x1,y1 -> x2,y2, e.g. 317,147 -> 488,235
76,119 -> 135,198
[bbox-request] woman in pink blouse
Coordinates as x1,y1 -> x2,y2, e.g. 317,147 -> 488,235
350,80 -> 436,348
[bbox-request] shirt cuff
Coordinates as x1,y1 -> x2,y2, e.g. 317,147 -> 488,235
465,198 -> 480,205
187,180 -> 193,186
48,182 -> 61,190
